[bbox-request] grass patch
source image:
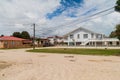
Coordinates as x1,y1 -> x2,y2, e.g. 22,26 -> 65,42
27,48 -> 120,56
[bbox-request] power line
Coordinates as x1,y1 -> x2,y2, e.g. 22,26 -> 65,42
35,10 -> 114,36
50,7 -> 114,29
0,6 -> 115,37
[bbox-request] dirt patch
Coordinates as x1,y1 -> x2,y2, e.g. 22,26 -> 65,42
0,51 -> 4,53
69,59 -> 76,62
64,56 -> 76,62
0,61 -> 12,70
88,59 -> 120,63
64,56 -> 74,58
39,55 -> 47,57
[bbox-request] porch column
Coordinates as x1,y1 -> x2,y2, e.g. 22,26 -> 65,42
105,41 -> 108,48
68,42 -> 70,46
74,41 -> 76,46
95,41 -> 96,47
92,41 -> 94,46
67,36 -> 70,46
119,41 -> 120,46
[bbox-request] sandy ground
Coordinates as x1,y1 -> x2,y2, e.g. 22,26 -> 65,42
0,49 -> 120,80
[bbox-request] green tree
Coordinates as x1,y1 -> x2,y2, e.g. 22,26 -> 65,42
109,31 -> 116,38
1,34 -> 4,37
115,24 -> 120,40
21,31 -> 30,39
115,0 -> 120,12
110,24 -> 120,40
13,32 -> 21,38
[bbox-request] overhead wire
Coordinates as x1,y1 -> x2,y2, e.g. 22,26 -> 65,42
35,7 -> 115,36
0,6 -> 115,37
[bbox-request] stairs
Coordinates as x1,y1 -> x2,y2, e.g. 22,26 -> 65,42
81,40 -> 90,45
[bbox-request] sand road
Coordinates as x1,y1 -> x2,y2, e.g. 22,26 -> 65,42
0,49 -> 120,80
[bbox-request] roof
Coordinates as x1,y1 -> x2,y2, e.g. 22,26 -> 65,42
48,36 -> 63,39
23,40 -> 32,44
47,37 -> 54,38
0,36 -> 26,41
64,27 -> 103,37
40,38 -> 49,41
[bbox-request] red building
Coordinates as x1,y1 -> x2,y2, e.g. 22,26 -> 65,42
0,36 -> 31,48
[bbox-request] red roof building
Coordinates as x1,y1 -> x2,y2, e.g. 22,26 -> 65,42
0,36 -> 25,41
0,36 -> 31,48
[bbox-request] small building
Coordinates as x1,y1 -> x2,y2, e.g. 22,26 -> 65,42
48,36 -> 64,46
47,37 -> 54,45
63,27 -> 120,46
36,38 -> 50,47
0,36 -> 31,48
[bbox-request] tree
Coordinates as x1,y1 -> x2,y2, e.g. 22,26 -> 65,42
13,32 -> 21,38
1,34 -> 4,37
21,31 -> 30,39
109,31 -> 116,38
115,0 -> 120,12
109,24 -> 120,40
115,24 -> 120,40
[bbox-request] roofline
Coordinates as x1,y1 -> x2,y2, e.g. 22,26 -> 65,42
0,36 -> 26,41
63,27 -> 103,37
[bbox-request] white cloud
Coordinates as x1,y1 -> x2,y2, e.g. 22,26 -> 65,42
0,0 -> 120,37
0,0 -> 60,35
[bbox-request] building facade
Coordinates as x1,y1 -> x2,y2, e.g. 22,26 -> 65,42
64,27 -> 120,46
48,36 -> 64,46
0,36 -> 31,48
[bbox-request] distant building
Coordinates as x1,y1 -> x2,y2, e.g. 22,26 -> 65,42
0,36 -> 32,48
47,37 -> 55,45
39,38 -> 50,47
35,38 -> 50,47
48,36 -> 64,46
63,27 -> 120,46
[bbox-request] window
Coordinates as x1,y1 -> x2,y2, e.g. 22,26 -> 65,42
83,34 -> 88,39
11,41 -> 15,45
5,42 -> 8,45
91,33 -> 94,38
70,34 -> 74,39
96,35 -> 99,38
77,34 -> 80,39
96,34 -> 102,39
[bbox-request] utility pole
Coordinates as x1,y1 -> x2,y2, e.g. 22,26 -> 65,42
33,23 -> 35,50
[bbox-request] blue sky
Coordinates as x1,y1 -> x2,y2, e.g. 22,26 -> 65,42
0,0 -> 120,37
46,0 -> 84,19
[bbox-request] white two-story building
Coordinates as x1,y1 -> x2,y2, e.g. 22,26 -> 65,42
64,27 -> 120,46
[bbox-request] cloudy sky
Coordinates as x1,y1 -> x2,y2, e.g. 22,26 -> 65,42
0,0 -> 120,37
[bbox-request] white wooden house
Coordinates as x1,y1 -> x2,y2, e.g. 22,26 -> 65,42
63,27 -> 120,46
